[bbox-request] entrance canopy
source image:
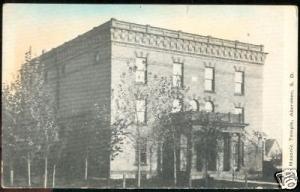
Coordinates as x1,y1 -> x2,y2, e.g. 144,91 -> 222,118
171,111 -> 249,129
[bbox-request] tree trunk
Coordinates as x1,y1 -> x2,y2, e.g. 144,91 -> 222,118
204,140 -> 208,187
52,164 -> 56,188
44,156 -> 48,188
173,132 -> 177,187
27,153 -> 31,187
85,156 -> 88,181
159,143 -> 163,176
149,146 -> 152,176
122,172 -> 126,188
244,170 -> 248,188
187,133 -> 193,188
10,168 -> 14,186
136,124 -> 141,188
137,143 -> 141,188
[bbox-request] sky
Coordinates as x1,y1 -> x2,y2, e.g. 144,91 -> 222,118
2,4 -> 298,146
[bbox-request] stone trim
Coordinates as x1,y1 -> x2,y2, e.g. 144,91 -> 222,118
233,102 -> 244,108
204,61 -> 216,68
234,65 -> 246,72
111,19 -> 267,65
112,41 -> 265,66
172,56 -> 185,64
134,50 -> 149,58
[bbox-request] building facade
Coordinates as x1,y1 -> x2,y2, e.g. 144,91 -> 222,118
36,18 -> 267,182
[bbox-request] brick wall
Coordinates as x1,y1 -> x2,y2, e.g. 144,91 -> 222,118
110,41 -> 263,177
38,21 -> 112,179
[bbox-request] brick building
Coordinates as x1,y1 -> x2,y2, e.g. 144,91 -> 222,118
33,18 -> 267,182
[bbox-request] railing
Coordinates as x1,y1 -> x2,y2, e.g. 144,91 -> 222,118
171,111 -> 245,125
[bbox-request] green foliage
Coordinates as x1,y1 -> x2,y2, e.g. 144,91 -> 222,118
2,58 -> 61,184
113,67 -> 190,151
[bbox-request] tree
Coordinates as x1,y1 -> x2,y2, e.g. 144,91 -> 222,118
2,83 -> 20,186
10,71 -> 39,187
2,61 -> 41,187
27,60 -> 59,187
113,65 -> 189,187
3,55 -> 60,187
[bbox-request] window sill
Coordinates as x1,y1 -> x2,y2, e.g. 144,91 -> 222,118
134,163 -> 148,166
135,82 -> 147,85
234,93 -> 244,96
204,90 -> 215,94
136,123 -> 147,126
171,86 -> 184,90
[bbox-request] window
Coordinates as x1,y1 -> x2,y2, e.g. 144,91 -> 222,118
172,99 -> 182,113
136,99 -> 146,124
189,99 -> 199,111
205,101 -> 214,112
136,138 -> 147,165
235,71 -> 244,95
135,57 -> 147,84
205,67 -> 215,91
234,107 -> 244,123
173,63 -> 183,87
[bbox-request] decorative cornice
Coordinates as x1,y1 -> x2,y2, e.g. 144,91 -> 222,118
110,19 -> 267,65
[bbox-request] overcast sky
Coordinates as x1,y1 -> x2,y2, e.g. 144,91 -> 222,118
3,4 -> 298,146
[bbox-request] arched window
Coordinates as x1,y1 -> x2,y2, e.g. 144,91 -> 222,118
205,101 -> 214,112
172,99 -> 182,113
189,99 -> 199,111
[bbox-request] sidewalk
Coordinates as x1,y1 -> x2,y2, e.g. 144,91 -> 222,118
213,177 -> 280,189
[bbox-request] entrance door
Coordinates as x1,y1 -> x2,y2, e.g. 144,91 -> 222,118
162,140 -> 174,181
223,135 -> 231,171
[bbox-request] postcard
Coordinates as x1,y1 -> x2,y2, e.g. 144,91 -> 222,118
2,4 -> 298,189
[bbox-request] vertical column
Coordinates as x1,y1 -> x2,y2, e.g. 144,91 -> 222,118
230,133 -> 239,172
216,137 -> 224,173
191,142 -> 197,176
157,142 -> 163,176
230,134 -> 234,172
237,133 -> 242,170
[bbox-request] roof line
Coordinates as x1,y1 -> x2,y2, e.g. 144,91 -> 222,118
111,18 -> 265,52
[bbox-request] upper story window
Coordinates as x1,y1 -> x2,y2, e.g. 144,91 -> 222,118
136,99 -> 146,124
172,99 -> 183,113
205,67 -> 215,92
205,101 -> 214,112
235,71 -> 244,95
173,63 -> 183,87
135,57 -> 147,84
234,107 -> 244,122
